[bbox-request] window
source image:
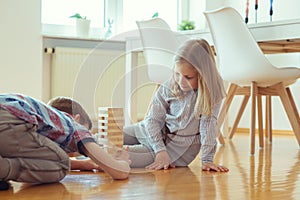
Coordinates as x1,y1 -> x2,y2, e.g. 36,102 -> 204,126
122,0 -> 179,31
42,0 -> 105,28
41,0 -> 192,37
120,0 -> 207,32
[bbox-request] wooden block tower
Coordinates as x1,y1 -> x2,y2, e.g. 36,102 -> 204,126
98,107 -> 124,148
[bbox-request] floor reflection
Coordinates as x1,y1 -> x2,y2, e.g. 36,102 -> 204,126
213,134 -> 300,199
2,134 -> 300,199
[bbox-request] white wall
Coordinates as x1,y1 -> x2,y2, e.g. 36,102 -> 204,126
0,0 -> 43,99
207,0 -> 300,24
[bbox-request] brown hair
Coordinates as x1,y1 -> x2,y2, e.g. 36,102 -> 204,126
48,96 -> 92,130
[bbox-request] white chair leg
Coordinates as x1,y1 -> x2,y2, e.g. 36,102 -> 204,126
265,95 -> 272,143
257,94 -> 264,149
278,85 -> 300,145
229,94 -> 249,139
250,82 -> 258,155
217,83 -> 238,144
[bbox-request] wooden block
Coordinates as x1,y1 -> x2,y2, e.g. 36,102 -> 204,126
98,120 -> 124,127
98,118 -> 124,124
98,107 -> 124,117
98,107 -> 124,148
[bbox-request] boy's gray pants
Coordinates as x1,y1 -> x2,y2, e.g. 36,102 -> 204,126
0,109 -> 69,183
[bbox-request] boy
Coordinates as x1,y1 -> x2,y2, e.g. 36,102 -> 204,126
0,94 -> 130,190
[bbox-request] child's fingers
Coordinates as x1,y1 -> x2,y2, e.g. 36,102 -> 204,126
146,162 -> 157,169
146,161 -> 162,170
123,145 -> 129,151
202,164 -> 229,172
218,165 -> 229,172
146,161 -> 173,170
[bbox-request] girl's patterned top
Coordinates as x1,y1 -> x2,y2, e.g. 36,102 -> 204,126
143,81 -> 219,163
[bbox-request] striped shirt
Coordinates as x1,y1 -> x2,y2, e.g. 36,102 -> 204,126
143,81 -> 220,163
0,93 -> 95,154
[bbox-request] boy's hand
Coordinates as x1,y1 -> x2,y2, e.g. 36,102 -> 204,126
202,162 -> 229,172
83,142 -> 130,180
146,150 -> 175,170
113,148 -> 131,165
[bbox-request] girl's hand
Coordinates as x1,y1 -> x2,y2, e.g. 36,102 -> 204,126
202,162 -> 229,172
146,150 -> 175,170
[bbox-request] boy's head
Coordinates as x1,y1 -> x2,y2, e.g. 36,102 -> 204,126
48,96 -> 92,130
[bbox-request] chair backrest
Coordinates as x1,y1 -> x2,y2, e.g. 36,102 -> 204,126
136,18 -> 181,83
204,7 -> 275,85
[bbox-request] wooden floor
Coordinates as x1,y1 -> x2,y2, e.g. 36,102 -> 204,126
2,133 -> 300,200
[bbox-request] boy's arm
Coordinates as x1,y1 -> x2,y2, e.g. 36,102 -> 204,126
68,152 -> 103,171
82,142 -> 131,180
70,159 -> 103,171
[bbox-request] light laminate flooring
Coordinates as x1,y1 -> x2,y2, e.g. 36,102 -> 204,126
1,133 -> 300,200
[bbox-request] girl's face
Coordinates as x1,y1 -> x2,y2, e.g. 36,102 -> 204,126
174,61 -> 198,91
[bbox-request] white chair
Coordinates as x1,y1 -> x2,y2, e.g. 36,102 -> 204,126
204,7 -> 300,154
135,17 -> 179,123
136,18 -> 181,84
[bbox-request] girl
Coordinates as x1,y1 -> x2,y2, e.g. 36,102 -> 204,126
123,39 -> 229,172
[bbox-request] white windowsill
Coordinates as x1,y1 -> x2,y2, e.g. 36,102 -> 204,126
42,24 -> 108,41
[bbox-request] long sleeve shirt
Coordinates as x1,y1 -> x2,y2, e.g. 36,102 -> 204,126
0,93 -> 95,155
142,81 -> 219,163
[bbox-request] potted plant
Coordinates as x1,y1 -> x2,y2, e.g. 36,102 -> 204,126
178,20 -> 195,31
70,13 -> 91,37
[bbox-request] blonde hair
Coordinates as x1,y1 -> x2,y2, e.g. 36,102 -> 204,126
48,96 -> 92,130
171,39 -> 224,118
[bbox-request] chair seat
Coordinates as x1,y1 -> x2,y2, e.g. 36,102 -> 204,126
222,65 -> 300,87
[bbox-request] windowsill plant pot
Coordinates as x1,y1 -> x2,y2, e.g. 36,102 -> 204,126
76,18 -> 90,37
70,13 -> 91,37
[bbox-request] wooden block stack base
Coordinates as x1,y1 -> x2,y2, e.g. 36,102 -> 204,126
98,107 -> 124,149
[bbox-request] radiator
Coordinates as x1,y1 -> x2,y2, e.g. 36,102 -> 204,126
49,46 -> 126,123
51,47 -> 92,98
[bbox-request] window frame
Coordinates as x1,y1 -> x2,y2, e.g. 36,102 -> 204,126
41,0 -> 194,38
